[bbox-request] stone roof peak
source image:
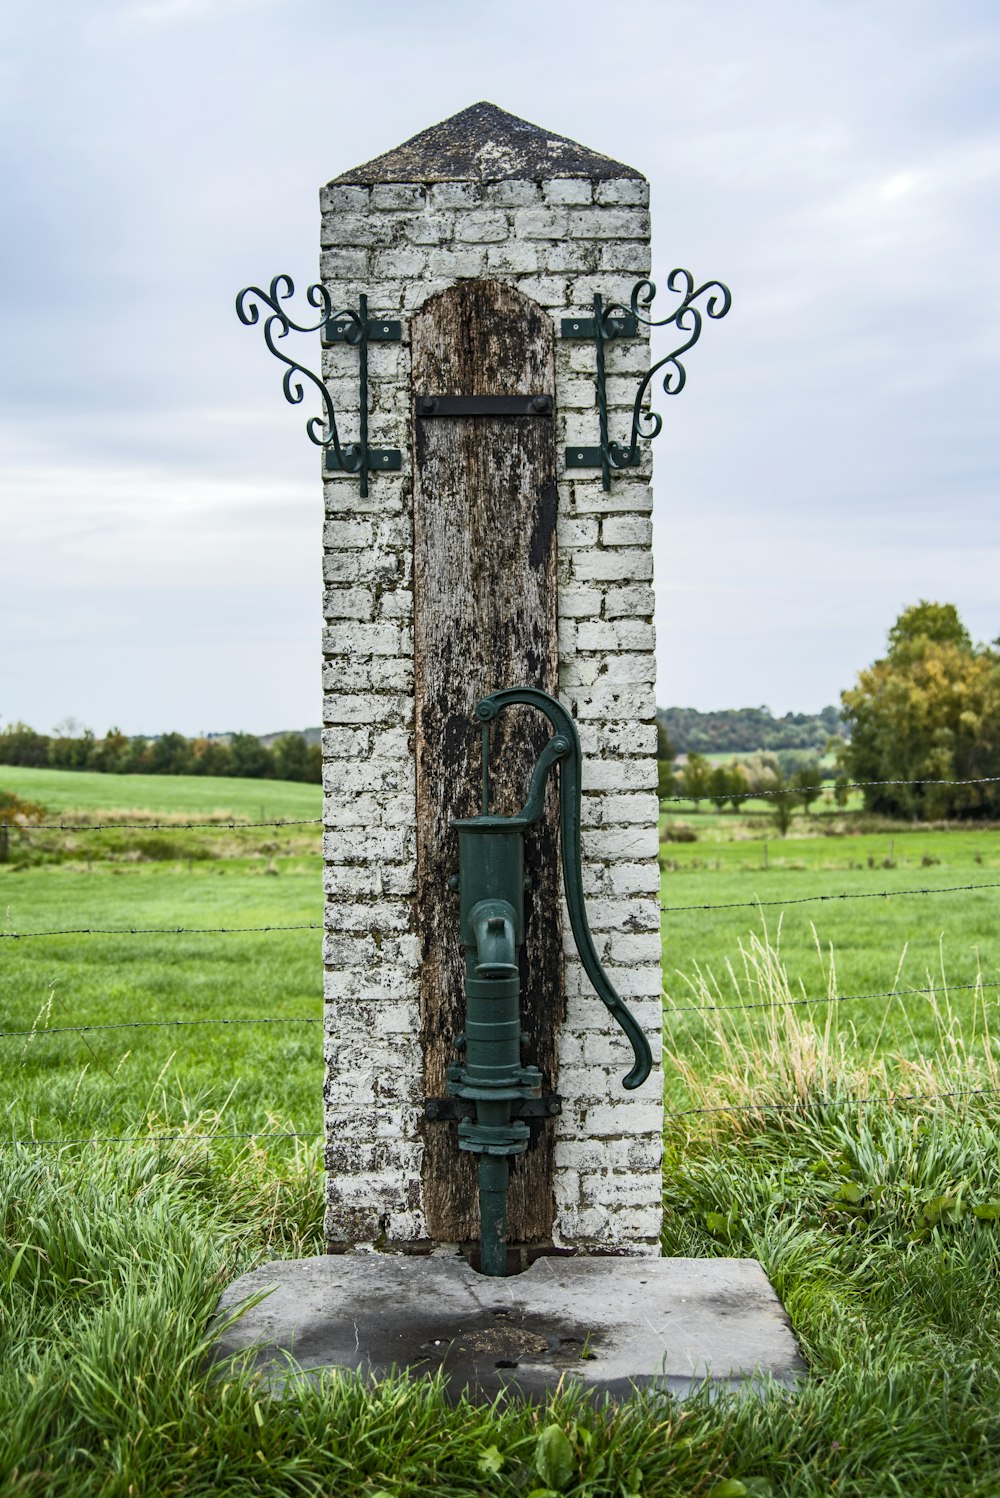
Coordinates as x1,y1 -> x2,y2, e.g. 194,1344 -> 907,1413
329,102 -> 643,185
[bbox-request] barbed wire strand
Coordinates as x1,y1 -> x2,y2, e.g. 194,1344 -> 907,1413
664,978 -> 998,1017
661,879 -> 1000,915
8,773 -> 1000,830
0,922 -> 324,940
2,1129 -> 322,1149
663,1083 -> 1000,1119
26,818 -> 323,832
3,979 -> 996,1041
661,774 -> 1000,805
1,1016 -> 322,1039
3,879 -> 997,941
6,1086 -> 1000,1146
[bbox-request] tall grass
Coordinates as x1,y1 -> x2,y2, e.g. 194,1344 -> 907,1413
3,937 -> 1000,1495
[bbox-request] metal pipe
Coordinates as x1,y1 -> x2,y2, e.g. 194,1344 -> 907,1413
477,1155 -> 509,1276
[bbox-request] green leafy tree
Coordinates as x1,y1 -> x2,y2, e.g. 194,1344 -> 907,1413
229,733 -> 274,780
0,723 -> 50,767
148,732 -> 193,775
888,600 -> 971,653
656,757 -> 676,801
680,752 -> 711,808
707,764 -> 732,811
88,728 -> 134,774
841,602 -> 1000,819
273,733 -> 309,783
727,763 -> 751,812
306,744 -> 323,785
191,738 -> 233,776
768,765 -> 798,836
793,761 -> 824,815
833,775 -> 850,809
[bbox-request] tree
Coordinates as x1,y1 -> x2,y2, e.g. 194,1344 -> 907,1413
841,602 -> 1000,819
833,775 -> 850,809
656,719 -> 676,760
229,733 -> 274,780
148,732 -> 193,775
0,723 -> 50,767
680,753 -> 710,808
707,764 -> 732,811
88,727 -> 134,774
191,738 -> 233,776
888,600 -> 971,654
793,761 -> 824,815
769,766 -> 798,837
273,733 -> 309,783
656,757 -> 676,801
727,764 -> 751,812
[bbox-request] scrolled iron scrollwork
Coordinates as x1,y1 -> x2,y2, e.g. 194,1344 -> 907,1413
594,270 -> 732,482
235,275 -> 365,476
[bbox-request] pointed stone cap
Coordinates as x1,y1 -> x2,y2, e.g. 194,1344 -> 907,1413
330,102 -> 643,185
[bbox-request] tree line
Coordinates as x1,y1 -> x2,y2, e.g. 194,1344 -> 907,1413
0,724 -> 322,784
658,703 -> 843,754
658,602 -> 1000,825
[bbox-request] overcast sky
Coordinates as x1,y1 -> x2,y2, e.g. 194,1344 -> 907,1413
2,0 -> 997,737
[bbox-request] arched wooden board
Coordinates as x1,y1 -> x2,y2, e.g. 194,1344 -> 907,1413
412,279 -> 562,1247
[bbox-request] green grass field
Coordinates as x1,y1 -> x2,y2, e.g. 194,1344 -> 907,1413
2,767 -> 1000,1495
1,764 -> 323,819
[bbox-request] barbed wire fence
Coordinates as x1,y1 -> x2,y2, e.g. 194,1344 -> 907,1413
1,769 -> 997,1148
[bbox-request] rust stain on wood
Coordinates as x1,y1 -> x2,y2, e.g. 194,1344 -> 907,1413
412,279 -> 562,1245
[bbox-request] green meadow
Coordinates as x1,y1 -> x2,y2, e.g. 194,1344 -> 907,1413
2,767 -> 1000,1495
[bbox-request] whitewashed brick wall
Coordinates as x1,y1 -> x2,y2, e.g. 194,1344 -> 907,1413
322,174 -> 664,1256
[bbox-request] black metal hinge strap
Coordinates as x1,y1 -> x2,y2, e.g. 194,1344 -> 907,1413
323,318 -> 401,345
416,395 -> 553,417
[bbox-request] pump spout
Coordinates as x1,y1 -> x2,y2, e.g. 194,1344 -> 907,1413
468,899 -> 519,979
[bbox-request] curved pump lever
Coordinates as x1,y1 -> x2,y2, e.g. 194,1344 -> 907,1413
475,688 -> 653,1090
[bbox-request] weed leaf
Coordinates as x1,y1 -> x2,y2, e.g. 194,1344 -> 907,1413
478,1444 -> 505,1475
534,1424 -> 575,1490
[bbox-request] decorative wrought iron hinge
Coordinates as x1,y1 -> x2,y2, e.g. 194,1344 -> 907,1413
423,1096 -> 562,1122
235,277 -> 402,497
559,270 -> 732,491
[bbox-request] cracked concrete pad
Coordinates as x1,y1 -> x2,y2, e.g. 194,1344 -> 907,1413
212,1255 -> 806,1402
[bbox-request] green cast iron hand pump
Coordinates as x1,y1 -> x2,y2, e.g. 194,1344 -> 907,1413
446,687 -> 653,1276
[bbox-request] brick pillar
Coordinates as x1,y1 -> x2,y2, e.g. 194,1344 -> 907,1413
322,103 -> 663,1257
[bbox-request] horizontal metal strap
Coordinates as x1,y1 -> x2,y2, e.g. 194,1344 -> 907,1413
564,447 -> 641,470
560,315 -> 638,339
415,394 -> 552,417
322,318 -> 401,344
325,449 -> 401,474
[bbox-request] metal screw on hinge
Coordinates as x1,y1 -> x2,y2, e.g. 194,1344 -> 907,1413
530,395 -> 551,414
420,395 -> 437,414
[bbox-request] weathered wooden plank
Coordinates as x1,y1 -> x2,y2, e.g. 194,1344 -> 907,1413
412,279 -> 562,1247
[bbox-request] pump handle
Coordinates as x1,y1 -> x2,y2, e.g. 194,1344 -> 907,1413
475,688 -> 653,1090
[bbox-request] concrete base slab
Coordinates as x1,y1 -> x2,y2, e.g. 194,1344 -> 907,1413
213,1255 -> 806,1402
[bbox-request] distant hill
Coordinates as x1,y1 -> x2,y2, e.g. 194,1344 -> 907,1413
658,705 -> 844,755
258,727 -> 322,748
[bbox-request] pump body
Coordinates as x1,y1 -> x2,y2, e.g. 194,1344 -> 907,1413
445,687 -> 652,1276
